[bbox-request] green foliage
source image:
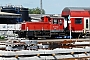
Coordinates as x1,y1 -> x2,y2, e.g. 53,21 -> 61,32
29,7 -> 45,14
0,36 -> 5,39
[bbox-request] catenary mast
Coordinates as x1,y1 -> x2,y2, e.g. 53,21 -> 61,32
40,0 -> 42,17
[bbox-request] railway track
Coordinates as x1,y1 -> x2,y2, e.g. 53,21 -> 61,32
1,38 -> 90,49
37,38 -> 90,42
0,38 -> 90,42
0,38 -> 89,60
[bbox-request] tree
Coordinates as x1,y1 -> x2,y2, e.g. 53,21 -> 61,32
29,7 -> 45,14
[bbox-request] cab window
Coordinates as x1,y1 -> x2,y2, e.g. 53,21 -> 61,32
75,18 -> 82,24
53,19 -> 58,24
59,20 -> 62,24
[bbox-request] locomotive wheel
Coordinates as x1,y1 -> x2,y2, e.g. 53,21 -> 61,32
34,37 -> 38,40
51,35 -> 56,39
72,33 -> 81,38
28,36 -> 33,40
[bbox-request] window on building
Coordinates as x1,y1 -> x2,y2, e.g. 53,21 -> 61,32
53,19 -> 58,24
75,18 -> 82,24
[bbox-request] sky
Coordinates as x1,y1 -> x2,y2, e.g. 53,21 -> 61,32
0,0 -> 90,14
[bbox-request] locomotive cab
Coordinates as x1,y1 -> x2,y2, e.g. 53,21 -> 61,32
49,16 -> 65,38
